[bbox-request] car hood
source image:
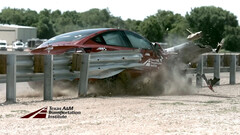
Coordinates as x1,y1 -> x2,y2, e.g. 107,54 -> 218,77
31,43 -> 85,55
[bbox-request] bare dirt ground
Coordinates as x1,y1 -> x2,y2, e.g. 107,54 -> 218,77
0,73 -> 240,135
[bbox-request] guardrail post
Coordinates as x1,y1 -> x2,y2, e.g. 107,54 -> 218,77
203,55 -> 207,67
230,55 -> 236,84
214,55 -> 220,85
78,53 -> 90,97
196,55 -> 203,87
44,55 -> 53,100
6,54 -> 16,103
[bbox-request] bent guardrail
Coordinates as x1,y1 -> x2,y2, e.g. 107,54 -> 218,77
0,51 -> 240,103
0,50 -> 143,103
194,54 -> 240,87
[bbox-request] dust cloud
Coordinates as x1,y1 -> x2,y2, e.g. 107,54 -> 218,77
21,80 -> 78,98
160,65 -> 197,95
19,62 -> 196,98
87,63 -> 197,96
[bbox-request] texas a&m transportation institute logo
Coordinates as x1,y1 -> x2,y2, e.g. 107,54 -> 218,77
21,106 -> 81,119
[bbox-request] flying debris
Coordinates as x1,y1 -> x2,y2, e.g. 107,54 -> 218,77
201,74 -> 220,92
186,29 -> 202,41
214,39 -> 224,53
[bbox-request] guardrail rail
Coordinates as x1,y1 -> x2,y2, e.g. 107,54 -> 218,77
0,50 -> 143,103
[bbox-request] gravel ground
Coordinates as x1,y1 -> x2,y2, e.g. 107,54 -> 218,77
0,73 -> 240,135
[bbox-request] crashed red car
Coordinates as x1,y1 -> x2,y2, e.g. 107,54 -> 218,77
31,28 -> 221,93
31,28 -> 165,69
32,28 -> 156,54
31,28 -> 214,67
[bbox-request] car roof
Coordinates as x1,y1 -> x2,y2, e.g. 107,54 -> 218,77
0,40 -> 6,42
69,28 -> 116,34
39,28 -> 118,47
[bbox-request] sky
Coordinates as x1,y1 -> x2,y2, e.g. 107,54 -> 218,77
1,0 -> 240,22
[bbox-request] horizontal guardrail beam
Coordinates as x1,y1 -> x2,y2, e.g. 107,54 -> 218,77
0,52 -> 239,86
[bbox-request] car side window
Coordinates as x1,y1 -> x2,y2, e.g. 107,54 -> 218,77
101,31 -> 128,47
92,36 -> 105,44
125,31 -> 151,49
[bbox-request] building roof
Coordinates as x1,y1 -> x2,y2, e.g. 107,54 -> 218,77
0,24 -> 36,29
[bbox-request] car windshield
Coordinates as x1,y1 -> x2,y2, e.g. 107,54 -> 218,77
0,43 -> 6,45
40,29 -> 108,48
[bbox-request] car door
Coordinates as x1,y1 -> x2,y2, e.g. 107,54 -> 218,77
90,30 -> 133,52
123,30 -> 161,68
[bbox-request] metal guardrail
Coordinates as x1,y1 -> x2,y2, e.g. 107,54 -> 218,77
187,67 -> 240,74
0,50 -> 143,83
0,50 -> 143,102
0,51 -> 240,103
192,54 -> 240,86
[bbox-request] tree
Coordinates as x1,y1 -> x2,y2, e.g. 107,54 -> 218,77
124,19 -> 141,33
79,8 -> 112,28
155,10 -> 189,46
0,8 -> 25,25
50,10 -> 62,24
186,6 -> 238,48
37,9 -> 55,39
23,9 -> 39,26
139,10 -> 188,44
223,26 -> 240,52
51,10 -> 82,34
139,15 -> 163,42
0,8 -> 38,27
104,16 -> 125,28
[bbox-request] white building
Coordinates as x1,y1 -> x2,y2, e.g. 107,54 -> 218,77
0,24 -> 37,45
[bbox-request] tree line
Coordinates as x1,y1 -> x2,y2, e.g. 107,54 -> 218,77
0,7 -> 239,52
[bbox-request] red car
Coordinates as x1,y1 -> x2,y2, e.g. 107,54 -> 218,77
32,28 -> 154,53
31,28 -> 216,63
31,28 -> 220,94
31,28 -> 166,68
